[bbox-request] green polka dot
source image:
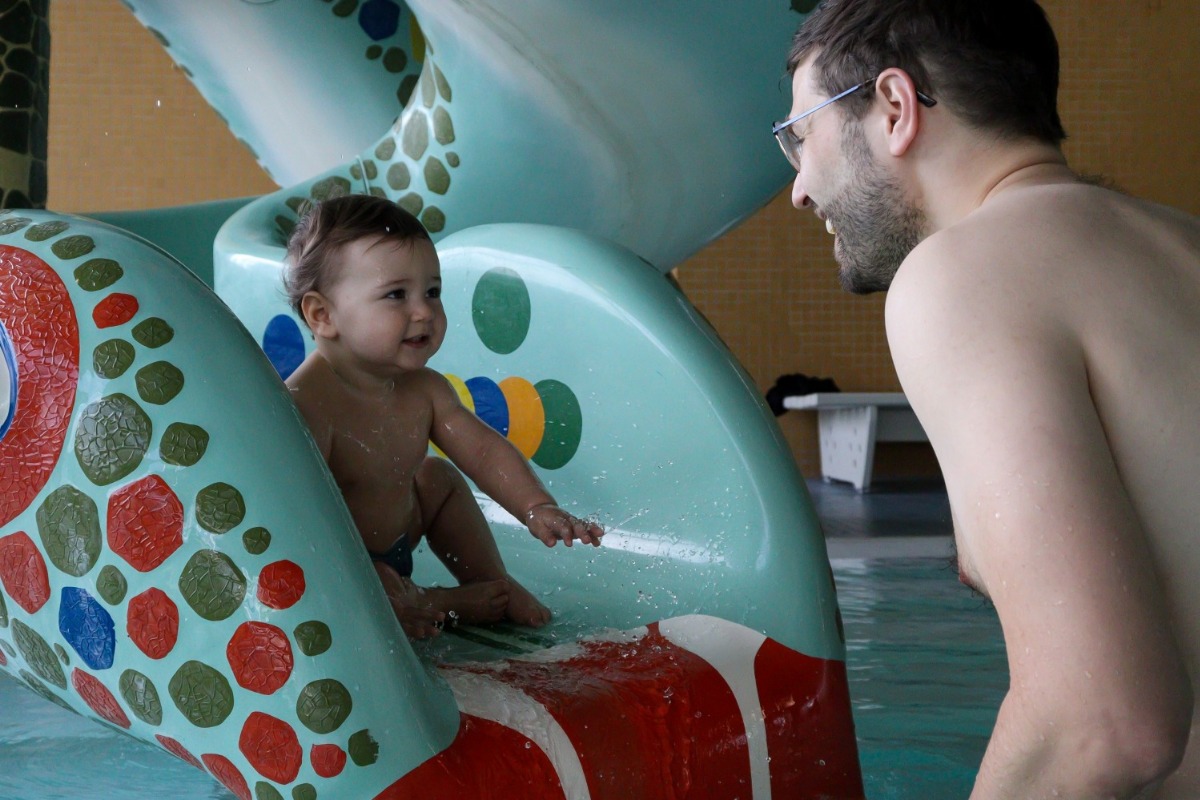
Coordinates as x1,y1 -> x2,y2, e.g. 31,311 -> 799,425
285,196 -> 309,215
296,679 -> 353,734
256,784 -> 285,800
383,47 -> 407,73
791,0 -> 820,11
402,112 -> 429,160
168,660 -> 235,728
365,44 -> 381,60
195,483 -> 245,534
421,207 -> 445,233
533,380 -> 584,470
0,641 -> 13,658
93,339 -> 135,379
446,152 -> 460,168
132,317 -> 174,348
147,26 -> 169,47
386,162 -> 410,191
54,643 -> 69,665
51,235 -> 95,260
0,216 -> 31,235
472,268 -> 531,355
311,176 -> 351,202
397,74 -> 418,105
293,621 -> 331,656
432,107 -> 454,145
433,65 -> 451,101
348,729 -> 379,766
398,192 -> 423,216
375,138 -> 396,161
363,160 -> 377,180
292,785 -> 317,800
74,394 -> 152,486
419,68 -> 435,108
0,592 -> 7,627
178,550 -> 247,621
74,258 -> 123,291
369,187 -> 387,198
24,220 -> 68,241
36,485 -> 102,577
120,669 -> 163,725
13,620 -> 66,688
243,527 -> 271,555
423,158 -> 450,195
20,670 -> 74,712
159,422 -> 210,467
332,0 -> 356,17
135,361 -> 184,405
97,565 -> 128,604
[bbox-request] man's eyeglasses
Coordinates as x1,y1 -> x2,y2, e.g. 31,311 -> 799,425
772,77 -> 936,172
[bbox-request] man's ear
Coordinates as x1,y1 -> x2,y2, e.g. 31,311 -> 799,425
874,67 -> 923,157
301,291 -> 336,339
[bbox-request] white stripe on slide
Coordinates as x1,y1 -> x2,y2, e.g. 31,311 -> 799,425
657,615 -> 772,800
440,667 -> 591,800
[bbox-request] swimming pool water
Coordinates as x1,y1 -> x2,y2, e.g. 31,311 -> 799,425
0,556 -> 1006,799
835,557 -> 1008,799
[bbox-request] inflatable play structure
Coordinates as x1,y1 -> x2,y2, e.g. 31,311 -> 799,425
0,2 -> 863,798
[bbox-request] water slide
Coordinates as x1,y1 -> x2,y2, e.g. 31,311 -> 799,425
0,1 -> 863,798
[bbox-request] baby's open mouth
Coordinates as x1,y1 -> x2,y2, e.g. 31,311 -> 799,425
404,335 -> 430,346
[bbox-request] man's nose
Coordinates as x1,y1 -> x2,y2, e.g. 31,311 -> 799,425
791,173 -> 811,209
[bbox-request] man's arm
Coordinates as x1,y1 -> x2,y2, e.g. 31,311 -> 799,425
886,236 -> 1191,799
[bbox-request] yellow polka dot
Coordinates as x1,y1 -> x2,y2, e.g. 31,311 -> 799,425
499,377 -> 545,458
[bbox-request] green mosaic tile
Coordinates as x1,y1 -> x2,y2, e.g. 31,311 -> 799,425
296,679 -> 352,734
168,660 -> 235,728
195,483 -> 246,534
135,361 -> 185,405
93,339 -> 136,379
159,422 -> 209,467
120,669 -> 164,725
36,484 -> 102,577
74,258 -> 123,291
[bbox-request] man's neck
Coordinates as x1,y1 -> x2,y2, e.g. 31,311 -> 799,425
917,135 -> 1076,233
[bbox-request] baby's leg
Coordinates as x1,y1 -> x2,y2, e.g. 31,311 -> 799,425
415,456 -> 551,627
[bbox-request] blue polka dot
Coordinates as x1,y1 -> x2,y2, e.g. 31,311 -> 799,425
0,321 -> 15,443
59,588 -> 116,671
466,377 -> 509,437
359,0 -> 401,41
262,315 -> 306,380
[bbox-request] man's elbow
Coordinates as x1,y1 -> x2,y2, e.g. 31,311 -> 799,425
1084,698 -> 1193,794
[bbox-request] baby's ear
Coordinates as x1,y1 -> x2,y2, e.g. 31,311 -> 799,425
301,291 -> 336,338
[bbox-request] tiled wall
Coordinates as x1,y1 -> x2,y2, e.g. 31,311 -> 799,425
47,0 -> 1199,479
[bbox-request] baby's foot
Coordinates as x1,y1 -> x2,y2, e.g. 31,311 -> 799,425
505,580 -> 551,628
426,580 -> 510,625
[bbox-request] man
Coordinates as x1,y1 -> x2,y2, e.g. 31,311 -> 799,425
776,1 -> 1200,797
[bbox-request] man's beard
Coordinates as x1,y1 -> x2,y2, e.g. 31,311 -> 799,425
823,122 -> 927,295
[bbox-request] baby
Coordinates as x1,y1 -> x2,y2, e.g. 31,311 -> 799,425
283,194 -> 603,638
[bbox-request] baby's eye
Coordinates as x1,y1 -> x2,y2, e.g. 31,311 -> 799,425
386,289 -> 406,300
427,286 -> 441,299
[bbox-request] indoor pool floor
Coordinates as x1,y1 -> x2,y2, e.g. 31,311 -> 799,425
0,478 -> 1005,800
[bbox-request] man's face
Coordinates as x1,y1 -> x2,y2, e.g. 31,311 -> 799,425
787,63 -> 926,294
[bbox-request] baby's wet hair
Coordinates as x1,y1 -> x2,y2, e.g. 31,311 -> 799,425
284,194 -> 431,322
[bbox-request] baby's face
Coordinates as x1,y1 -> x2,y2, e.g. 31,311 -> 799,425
323,234 -> 447,376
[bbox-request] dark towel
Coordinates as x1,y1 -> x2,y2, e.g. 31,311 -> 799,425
765,373 -> 840,416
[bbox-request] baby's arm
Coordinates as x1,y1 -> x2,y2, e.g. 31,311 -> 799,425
423,372 -> 603,547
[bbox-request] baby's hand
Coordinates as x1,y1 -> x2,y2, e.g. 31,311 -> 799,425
525,504 -> 604,548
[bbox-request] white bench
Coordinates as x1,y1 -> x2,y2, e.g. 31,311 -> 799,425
783,392 -> 927,491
